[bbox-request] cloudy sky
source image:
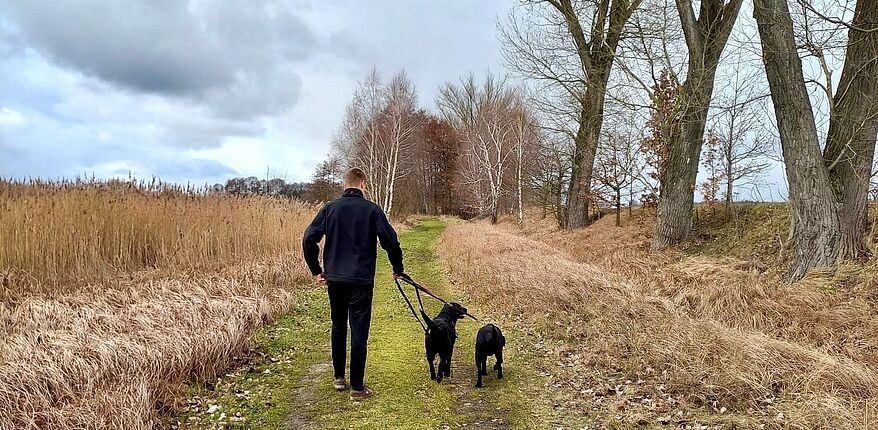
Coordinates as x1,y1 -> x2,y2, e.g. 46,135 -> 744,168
0,0 -> 511,185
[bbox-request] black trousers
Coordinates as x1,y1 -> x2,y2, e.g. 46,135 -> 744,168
326,280 -> 374,391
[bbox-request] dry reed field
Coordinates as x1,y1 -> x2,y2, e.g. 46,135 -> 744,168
0,179 -> 315,429
440,211 -> 878,429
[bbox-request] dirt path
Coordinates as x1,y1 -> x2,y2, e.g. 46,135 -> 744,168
168,218 -> 546,429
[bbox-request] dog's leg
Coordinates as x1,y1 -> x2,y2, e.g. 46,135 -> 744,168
495,349 -> 504,379
446,358 -> 452,378
475,354 -> 485,388
427,353 -> 437,381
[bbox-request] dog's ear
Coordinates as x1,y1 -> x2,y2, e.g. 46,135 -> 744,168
421,310 -> 438,332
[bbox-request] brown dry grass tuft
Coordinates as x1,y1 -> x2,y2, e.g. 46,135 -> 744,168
441,211 -> 878,429
0,179 -> 315,430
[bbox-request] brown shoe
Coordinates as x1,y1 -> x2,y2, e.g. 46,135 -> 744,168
350,386 -> 373,401
333,378 -> 347,391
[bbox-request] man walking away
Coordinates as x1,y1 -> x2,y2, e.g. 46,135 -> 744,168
302,167 -> 405,400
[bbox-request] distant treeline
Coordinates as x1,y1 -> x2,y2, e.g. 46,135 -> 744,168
213,176 -> 339,202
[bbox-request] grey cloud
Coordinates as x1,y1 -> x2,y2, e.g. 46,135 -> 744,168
327,30 -> 379,64
129,157 -> 238,183
162,115 -> 266,148
1,0 -> 317,118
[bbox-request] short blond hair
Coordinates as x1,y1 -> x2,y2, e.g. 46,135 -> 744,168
344,168 -> 367,188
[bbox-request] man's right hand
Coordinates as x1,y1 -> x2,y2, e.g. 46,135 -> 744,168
315,273 -> 326,285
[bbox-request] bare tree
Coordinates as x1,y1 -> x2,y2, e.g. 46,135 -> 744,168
593,118 -> 645,226
337,67 -> 385,196
753,0 -> 878,280
510,105 -> 541,228
406,114 -> 460,216
651,0 -> 745,249
375,72 -> 422,215
821,0 -> 878,259
439,74 -> 524,223
530,136 -> 571,226
501,0 -> 642,229
711,66 -> 774,216
334,69 -> 422,215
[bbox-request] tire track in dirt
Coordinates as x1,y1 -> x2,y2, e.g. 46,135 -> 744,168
285,362 -> 330,429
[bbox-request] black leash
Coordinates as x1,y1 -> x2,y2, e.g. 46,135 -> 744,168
395,274 -> 479,326
394,277 -> 428,332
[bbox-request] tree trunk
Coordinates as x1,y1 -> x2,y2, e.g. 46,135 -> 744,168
725,135 -> 734,218
552,0 -> 640,230
567,69 -> 612,229
566,96 -> 603,229
517,139 -> 524,229
651,0 -> 743,249
753,0 -> 841,281
653,73 -> 717,247
823,0 -> 878,260
725,176 -> 733,219
615,187 -> 622,227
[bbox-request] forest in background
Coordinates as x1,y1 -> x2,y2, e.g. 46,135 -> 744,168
284,0 -> 877,282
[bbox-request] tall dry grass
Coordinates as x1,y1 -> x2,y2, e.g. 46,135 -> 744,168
0,178 -> 313,298
0,179 -> 315,429
441,213 -> 878,429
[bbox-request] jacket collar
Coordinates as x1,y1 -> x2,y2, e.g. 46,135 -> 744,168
342,188 -> 364,198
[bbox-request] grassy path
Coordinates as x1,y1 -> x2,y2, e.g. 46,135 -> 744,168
170,218 -> 537,429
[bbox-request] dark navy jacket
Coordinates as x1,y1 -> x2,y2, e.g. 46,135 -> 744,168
302,188 -> 404,284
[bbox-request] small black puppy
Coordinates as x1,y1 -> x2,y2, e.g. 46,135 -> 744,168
475,323 -> 505,388
421,302 -> 468,383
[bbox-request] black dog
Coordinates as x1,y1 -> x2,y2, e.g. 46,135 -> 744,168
421,302 -> 467,383
475,323 -> 505,388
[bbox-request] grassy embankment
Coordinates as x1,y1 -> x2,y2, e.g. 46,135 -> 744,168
440,205 -> 878,429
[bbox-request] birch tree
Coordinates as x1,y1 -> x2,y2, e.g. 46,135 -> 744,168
511,105 -> 541,228
338,67 -> 385,200
375,72 -> 422,215
334,69 -> 421,215
438,74 -> 523,223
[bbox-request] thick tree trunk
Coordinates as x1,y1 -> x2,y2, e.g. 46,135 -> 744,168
552,0 -> 640,230
651,0 -> 743,249
754,0 -> 841,281
566,86 -> 606,229
823,0 -> 878,260
653,72 -> 717,247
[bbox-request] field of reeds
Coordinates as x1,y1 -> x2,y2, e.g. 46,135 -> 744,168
440,208 -> 878,429
0,179 -> 315,429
